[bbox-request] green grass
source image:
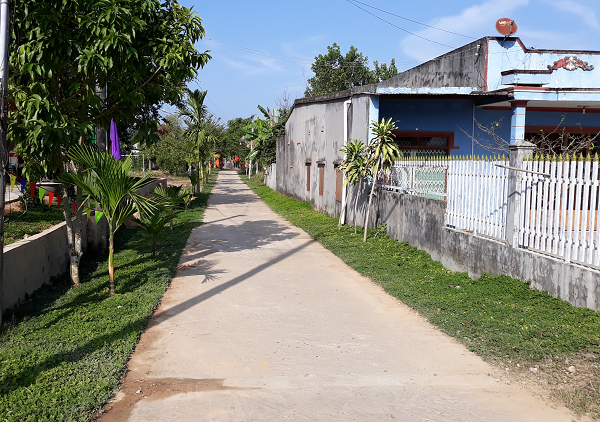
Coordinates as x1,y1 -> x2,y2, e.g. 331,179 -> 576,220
247,180 -> 600,362
4,205 -> 65,246
0,171 -> 219,422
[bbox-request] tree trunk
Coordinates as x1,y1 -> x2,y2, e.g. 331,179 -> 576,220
61,184 -> 81,285
108,230 -> 115,295
197,164 -> 202,193
354,177 -> 363,235
363,159 -> 381,242
338,184 -> 352,230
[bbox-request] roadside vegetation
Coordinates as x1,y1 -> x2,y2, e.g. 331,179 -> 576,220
4,205 -> 64,246
0,171 -> 218,421
247,179 -> 600,419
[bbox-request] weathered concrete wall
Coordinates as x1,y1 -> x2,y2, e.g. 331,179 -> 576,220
278,98 -> 348,216
264,163 -> 276,191
1,212 -> 111,311
277,95 -> 374,218
378,38 -> 487,91
342,187 -> 600,311
137,177 -> 167,197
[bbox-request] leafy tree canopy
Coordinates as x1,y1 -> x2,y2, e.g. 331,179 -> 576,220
304,43 -> 398,97
10,0 -> 211,180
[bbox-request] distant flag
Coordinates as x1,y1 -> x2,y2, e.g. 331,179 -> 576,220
110,119 -> 121,160
57,195 -> 63,209
9,174 -> 15,192
234,155 -> 239,163
48,191 -> 55,207
30,183 -> 36,199
73,201 -> 77,215
19,179 -> 26,193
38,187 -> 45,201
95,211 -> 103,224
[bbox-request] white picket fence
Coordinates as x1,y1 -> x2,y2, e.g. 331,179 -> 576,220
446,157 -> 510,240
520,156 -> 600,266
391,154 -> 600,267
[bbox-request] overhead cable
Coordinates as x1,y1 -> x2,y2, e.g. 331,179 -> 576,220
347,0 -> 477,40
345,0 -> 456,49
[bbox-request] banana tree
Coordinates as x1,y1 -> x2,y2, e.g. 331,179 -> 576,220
363,118 -> 401,242
57,145 -> 157,295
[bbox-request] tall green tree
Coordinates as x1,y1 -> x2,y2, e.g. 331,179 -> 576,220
363,118 -> 401,242
304,43 -> 399,97
179,89 -> 217,192
241,105 -> 289,170
57,146 -> 156,295
9,0 -> 210,285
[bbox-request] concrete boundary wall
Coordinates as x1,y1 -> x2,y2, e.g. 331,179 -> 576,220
337,185 -> 600,311
1,177 -> 167,312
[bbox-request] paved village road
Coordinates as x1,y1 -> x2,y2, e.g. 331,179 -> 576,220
101,170 -> 578,422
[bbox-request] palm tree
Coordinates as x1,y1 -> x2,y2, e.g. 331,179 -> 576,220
179,89 -> 216,192
338,139 -> 367,231
57,145 -> 156,295
363,118 -> 401,242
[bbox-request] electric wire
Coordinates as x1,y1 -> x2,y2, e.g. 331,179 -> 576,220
345,0 -> 456,49
347,0 -> 477,40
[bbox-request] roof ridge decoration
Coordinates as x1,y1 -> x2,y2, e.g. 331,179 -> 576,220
547,56 -> 594,71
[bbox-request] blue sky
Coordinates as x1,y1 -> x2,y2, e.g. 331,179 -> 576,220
176,0 -> 600,124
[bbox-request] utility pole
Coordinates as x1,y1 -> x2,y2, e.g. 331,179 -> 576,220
0,0 -> 10,325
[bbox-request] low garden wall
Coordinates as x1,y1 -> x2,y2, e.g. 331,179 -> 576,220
1,177 -> 167,313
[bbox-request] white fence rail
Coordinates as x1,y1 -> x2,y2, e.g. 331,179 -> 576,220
520,156 -> 600,266
446,157 -> 510,240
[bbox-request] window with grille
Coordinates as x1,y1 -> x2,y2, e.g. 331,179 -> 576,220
392,131 -> 457,157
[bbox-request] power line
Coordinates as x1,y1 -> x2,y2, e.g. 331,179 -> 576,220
347,0 -> 477,40
345,0 -> 456,49
193,79 -> 226,120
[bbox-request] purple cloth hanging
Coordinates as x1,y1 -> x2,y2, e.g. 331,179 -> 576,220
110,119 -> 121,160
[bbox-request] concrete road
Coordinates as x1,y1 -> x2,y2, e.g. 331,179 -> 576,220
101,170 -> 578,422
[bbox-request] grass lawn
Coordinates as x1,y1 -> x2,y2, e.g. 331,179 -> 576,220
247,179 -> 600,419
0,171 -> 218,422
4,205 -> 65,246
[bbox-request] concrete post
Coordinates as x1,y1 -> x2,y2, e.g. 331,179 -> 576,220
509,100 -> 528,144
505,141 -> 536,248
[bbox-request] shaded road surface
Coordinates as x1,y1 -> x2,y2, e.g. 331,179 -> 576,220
101,170 -> 577,422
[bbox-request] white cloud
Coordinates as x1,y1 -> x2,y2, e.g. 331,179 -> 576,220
551,0 -> 599,28
401,0 -> 530,62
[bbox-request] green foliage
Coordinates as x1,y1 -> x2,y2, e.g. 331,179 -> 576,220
367,117 -> 402,170
178,89 -> 221,187
143,116 -> 188,175
241,105 -> 289,167
0,172 -> 218,421
57,145 -> 157,294
364,118 -> 401,241
10,0 -> 211,180
217,117 -> 252,160
304,43 -> 399,97
340,139 -> 369,186
134,210 -> 177,255
246,180 -> 600,362
4,205 -> 64,245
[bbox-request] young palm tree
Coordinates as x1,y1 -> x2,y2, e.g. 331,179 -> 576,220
363,118 -> 401,242
57,145 -> 156,295
338,139 -> 367,230
179,89 -> 216,192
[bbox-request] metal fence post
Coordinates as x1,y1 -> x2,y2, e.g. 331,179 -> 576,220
506,141 -> 536,248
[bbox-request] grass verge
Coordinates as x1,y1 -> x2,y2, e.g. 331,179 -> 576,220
0,170 -> 219,422
4,205 -> 65,246
247,179 -> 600,419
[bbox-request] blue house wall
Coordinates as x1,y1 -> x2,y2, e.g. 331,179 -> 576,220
380,98 -> 600,157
